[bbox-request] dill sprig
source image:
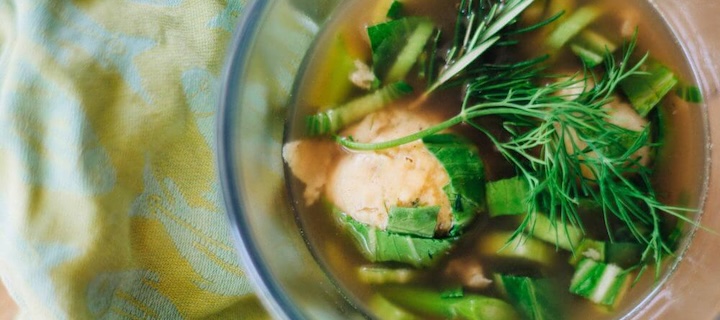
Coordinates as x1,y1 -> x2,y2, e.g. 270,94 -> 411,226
336,35 -> 697,276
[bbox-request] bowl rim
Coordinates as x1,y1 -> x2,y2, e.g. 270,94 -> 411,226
217,0 -> 300,319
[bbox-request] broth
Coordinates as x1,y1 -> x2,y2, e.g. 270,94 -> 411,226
283,0 -> 707,318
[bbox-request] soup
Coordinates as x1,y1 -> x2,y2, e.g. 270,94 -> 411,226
283,0 -> 707,318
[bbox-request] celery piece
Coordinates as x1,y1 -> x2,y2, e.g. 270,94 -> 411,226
569,30 -> 617,67
479,232 -> 557,267
486,176 -> 530,217
423,134 -> 487,236
368,17 -> 435,83
387,206 -> 440,238
527,213 -> 584,251
570,259 -> 630,307
495,275 -> 563,320
369,294 -> 420,320
546,5 -> 602,50
358,265 -> 417,284
675,83 -> 703,103
338,213 -> 455,267
386,0 -> 404,20
306,35 -> 356,109
382,285 -> 521,320
305,81 -> 412,136
619,60 -> 678,116
568,238 -> 605,266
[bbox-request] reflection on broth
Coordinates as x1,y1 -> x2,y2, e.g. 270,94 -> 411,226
283,0 -> 707,318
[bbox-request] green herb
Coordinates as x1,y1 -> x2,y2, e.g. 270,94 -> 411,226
336,34 -> 697,276
427,0 -> 535,93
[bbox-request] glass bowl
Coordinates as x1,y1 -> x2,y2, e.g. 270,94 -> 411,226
217,0 -> 720,319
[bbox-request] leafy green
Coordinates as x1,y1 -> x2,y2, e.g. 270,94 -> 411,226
382,285 -> 522,320
570,259 -> 630,307
338,213 -> 455,267
486,176 -> 530,217
422,134 -> 487,236
494,275 -> 563,320
368,17 -> 435,83
386,0 -> 404,20
387,206 -> 440,238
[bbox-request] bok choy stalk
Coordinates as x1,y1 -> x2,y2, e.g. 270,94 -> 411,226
338,213 -> 455,267
494,275 -> 563,320
381,285 -> 522,320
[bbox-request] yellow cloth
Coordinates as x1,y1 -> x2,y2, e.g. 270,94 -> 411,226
0,0 -> 268,318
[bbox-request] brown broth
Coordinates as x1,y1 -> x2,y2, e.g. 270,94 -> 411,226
285,0 -> 708,318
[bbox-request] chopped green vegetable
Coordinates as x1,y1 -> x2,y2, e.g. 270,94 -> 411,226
570,259 -> 630,307
386,0 -> 404,20
569,30 -> 617,67
368,17 -> 435,83
387,206 -> 440,238
568,238 -> 605,266
422,134 -> 487,236
338,213 -> 455,267
358,265 -> 417,284
494,275 -> 563,320
675,82 -> 703,103
440,286 -> 465,299
382,285 -> 521,320
306,35 -> 357,108
369,294 -> 420,320
486,176 -> 530,217
527,213 -> 583,251
605,242 -> 644,268
546,5 -> 602,50
479,232 -> 556,267
306,81 -> 412,135
619,60 -> 678,116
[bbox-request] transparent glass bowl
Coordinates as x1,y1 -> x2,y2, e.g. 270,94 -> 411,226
217,0 -> 720,319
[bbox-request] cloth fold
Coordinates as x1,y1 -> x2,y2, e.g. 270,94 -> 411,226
0,0 -> 267,318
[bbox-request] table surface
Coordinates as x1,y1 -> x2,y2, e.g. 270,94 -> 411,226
0,280 -> 16,319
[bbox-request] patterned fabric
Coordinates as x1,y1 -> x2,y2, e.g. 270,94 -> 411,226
0,0 -> 268,318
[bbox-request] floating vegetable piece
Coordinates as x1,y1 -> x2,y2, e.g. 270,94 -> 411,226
338,213 -> 455,267
382,285 -> 522,320
494,275 -> 563,320
486,176 -> 530,217
527,213 -> 584,251
570,29 -> 618,67
387,206 -> 440,238
386,0 -> 404,20
358,265 -> 418,284
369,294 -> 420,320
306,81 -> 412,135
479,232 -> 557,267
570,259 -> 630,307
423,134 -> 487,235
546,5 -> 602,50
619,60 -> 678,116
368,17 -> 435,83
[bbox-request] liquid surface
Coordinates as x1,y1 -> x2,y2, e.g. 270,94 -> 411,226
284,0 -> 708,318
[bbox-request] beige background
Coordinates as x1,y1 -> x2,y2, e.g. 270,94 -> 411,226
0,280 -> 16,319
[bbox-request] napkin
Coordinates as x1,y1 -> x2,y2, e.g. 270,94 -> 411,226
0,0 -> 268,318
